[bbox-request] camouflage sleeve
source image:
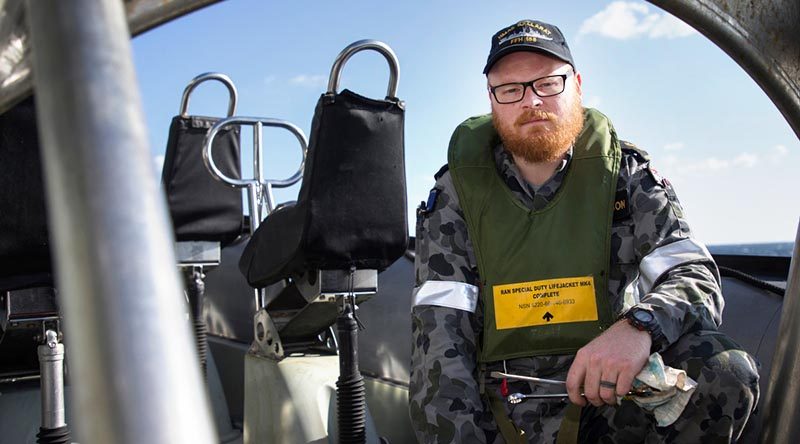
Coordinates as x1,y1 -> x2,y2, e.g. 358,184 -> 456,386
410,168 -> 487,444
413,169 -> 478,287
410,305 -> 487,444
624,146 -> 723,349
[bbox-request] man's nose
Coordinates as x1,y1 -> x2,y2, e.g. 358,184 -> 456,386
521,85 -> 543,108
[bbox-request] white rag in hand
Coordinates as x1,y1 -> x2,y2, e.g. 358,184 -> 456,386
616,352 -> 697,426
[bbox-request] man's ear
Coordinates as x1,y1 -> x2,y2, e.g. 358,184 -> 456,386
574,70 -> 583,98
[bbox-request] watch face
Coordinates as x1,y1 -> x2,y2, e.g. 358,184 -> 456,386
633,309 -> 654,324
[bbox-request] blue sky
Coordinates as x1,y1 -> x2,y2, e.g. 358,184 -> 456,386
133,0 -> 799,245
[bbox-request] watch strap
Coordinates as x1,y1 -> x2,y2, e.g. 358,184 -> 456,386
624,307 -> 667,351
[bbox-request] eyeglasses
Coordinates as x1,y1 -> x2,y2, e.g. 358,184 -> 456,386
489,71 -> 573,104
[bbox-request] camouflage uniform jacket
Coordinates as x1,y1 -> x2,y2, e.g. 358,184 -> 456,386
410,141 -> 724,443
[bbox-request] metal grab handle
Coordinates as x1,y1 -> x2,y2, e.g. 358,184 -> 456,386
203,116 -> 306,189
203,116 -> 307,233
327,39 -> 400,98
179,72 -> 238,118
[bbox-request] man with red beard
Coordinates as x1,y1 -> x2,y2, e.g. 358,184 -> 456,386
410,19 -> 758,443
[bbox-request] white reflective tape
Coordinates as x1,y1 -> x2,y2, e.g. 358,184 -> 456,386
639,238 -> 714,293
622,273 -> 641,308
412,281 -> 479,313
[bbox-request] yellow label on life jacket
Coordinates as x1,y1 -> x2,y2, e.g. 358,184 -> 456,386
493,276 -> 598,330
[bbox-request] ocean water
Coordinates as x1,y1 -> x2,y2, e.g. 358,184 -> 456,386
708,242 -> 795,257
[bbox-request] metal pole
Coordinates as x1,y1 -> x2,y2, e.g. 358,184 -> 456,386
254,121 -> 265,210
38,330 -> 66,430
761,219 -> 800,443
25,1 -> 217,443
246,182 -> 264,311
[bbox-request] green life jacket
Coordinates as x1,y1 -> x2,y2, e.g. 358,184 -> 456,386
448,108 -> 621,362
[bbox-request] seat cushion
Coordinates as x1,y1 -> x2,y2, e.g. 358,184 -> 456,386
0,96 -> 52,278
238,90 -> 408,289
239,203 -> 306,287
161,115 -> 243,245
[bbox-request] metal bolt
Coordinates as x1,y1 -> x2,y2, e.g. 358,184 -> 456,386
45,330 -> 58,348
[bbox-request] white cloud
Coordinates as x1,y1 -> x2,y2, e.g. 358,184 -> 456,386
663,142 -> 684,151
665,152 -> 761,175
689,157 -> 729,172
732,152 -> 758,168
578,2 -> 650,40
289,74 -> 327,87
769,144 -> 789,164
578,1 -> 696,41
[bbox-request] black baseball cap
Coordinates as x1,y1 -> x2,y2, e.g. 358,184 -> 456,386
483,19 -> 575,74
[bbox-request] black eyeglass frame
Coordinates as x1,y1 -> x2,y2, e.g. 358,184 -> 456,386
489,71 -> 574,104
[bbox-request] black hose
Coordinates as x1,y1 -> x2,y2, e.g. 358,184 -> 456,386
336,301 -> 366,444
719,266 -> 786,296
194,317 -> 208,378
186,269 -> 208,378
36,426 -> 70,444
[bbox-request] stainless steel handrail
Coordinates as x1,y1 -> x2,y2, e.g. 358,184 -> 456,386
179,72 -> 238,118
25,0 -> 218,442
203,116 -> 306,314
202,116 -> 306,226
326,39 -> 400,98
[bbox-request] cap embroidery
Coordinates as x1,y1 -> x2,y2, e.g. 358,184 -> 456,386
483,19 -> 573,74
499,28 -> 554,45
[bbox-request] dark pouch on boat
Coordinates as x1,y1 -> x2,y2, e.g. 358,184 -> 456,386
300,89 -> 408,269
161,74 -> 243,246
240,65 -> 408,288
0,96 -> 52,285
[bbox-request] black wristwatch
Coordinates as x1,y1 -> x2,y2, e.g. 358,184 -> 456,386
623,307 -> 666,350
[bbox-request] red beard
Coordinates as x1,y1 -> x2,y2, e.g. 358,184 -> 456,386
492,94 -> 585,164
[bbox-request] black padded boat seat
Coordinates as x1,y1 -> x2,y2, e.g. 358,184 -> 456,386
161,114 -> 243,246
0,96 -> 57,375
239,89 -> 408,288
0,96 -> 52,288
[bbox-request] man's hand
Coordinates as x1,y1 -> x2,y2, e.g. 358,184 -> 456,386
565,319 -> 651,407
